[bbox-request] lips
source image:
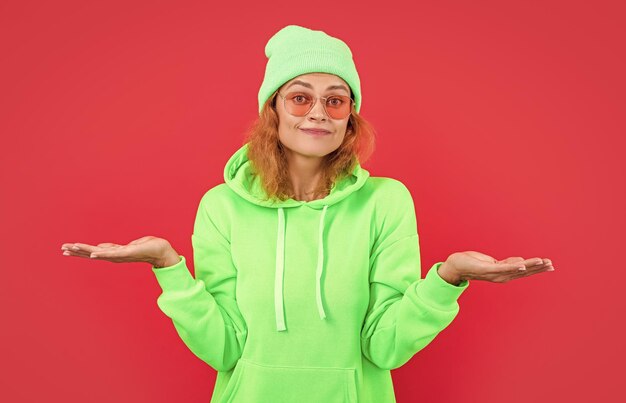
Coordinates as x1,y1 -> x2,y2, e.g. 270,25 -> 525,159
300,128 -> 331,136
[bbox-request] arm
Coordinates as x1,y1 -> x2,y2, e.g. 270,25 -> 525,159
151,189 -> 247,372
360,180 -> 469,370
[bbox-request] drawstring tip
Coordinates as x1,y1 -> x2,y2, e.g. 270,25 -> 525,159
318,304 -> 327,320
276,316 -> 287,331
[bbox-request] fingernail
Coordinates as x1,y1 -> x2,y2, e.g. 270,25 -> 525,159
518,267 -> 526,271
547,267 -> 555,271
63,251 -> 69,256
90,254 -> 98,258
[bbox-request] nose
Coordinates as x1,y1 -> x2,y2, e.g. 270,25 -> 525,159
308,98 -> 327,121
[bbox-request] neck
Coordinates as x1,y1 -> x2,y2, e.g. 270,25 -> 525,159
284,149 -> 327,201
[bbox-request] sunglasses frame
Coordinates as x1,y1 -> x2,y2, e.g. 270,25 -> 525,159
276,90 -> 354,120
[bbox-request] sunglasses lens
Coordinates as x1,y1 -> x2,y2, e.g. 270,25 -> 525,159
284,92 -> 352,119
284,92 -> 314,116
325,95 -> 352,119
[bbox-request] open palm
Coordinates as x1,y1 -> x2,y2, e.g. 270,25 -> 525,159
61,236 -> 173,266
449,251 -> 554,283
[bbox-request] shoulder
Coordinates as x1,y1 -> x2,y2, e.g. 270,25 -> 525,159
199,183 -> 231,204
364,176 -> 417,229
363,176 -> 414,205
366,177 -> 418,247
195,183 -> 236,217
194,183 -> 234,235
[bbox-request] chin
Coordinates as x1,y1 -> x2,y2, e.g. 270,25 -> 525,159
280,133 -> 342,156
297,148 -> 334,158
287,143 -> 337,158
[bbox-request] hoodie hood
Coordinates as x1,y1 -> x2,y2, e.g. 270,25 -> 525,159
224,142 -> 370,331
224,142 -> 370,210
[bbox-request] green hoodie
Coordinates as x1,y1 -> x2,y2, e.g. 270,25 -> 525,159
151,143 -> 470,402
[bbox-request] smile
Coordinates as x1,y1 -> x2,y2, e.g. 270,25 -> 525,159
300,128 -> 331,136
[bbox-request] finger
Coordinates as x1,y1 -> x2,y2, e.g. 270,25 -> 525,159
524,262 -> 553,274
528,257 -> 545,266
61,243 -> 85,251
536,259 -> 553,268
500,259 -> 554,279
486,260 -> 531,275
515,257 -> 545,270
62,243 -> 118,251
61,244 -> 92,258
498,257 -> 525,265
97,243 -> 122,248
62,249 -> 91,259
68,243 -> 120,259
72,248 -> 99,258
542,259 -> 555,271
503,263 -> 554,281
72,243 -> 123,254
89,244 -> 140,261
89,248 -> 122,259
71,243 -> 103,253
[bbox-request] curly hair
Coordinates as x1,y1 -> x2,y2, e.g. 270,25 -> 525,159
243,90 -> 376,202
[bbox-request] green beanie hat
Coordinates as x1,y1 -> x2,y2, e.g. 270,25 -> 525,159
258,25 -> 362,115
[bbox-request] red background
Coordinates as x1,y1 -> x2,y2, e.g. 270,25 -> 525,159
2,0 -> 624,402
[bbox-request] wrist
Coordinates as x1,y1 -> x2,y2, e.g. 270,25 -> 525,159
438,260 -> 463,286
153,248 -> 181,268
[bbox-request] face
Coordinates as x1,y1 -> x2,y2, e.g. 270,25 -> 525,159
274,72 -> 352,161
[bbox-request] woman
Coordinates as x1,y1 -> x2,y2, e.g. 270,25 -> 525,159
61,25 -> 554,403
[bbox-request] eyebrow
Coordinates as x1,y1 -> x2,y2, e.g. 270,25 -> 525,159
285,80 -> 350,95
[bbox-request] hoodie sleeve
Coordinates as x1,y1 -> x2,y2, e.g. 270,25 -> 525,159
360,180 -> 469,370
151,189 -> 247,372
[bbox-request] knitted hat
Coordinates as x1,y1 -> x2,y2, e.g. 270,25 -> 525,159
257,25 -> 362,115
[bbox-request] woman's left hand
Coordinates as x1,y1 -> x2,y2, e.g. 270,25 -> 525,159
438,251 -> 554,285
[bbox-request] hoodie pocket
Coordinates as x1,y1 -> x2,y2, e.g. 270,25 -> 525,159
218,358 -> 358,403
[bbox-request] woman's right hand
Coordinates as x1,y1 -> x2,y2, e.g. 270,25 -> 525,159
61,236 -> 180,268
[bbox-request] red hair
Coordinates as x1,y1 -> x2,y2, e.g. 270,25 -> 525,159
243,91 -> 376,202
